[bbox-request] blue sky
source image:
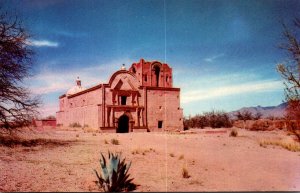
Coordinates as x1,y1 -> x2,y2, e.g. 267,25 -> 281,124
2,0 -> 300,117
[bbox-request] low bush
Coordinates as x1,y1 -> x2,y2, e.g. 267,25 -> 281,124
182,167 -> 190,178
183,110 -> 232,129
229,129 -> 238,137
111,138 -> 120,145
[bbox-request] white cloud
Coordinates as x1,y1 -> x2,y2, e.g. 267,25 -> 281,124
28,57 -> 135,117
54,30 -> 88,38
38,102 -> 58,118
181,80 -> 283,104
27,39 -> 59,47
31,82 -> 73,95
204,53 -> 224,63
28,57 -> 134,95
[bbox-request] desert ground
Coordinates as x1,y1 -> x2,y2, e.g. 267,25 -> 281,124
1,127 -> 300,192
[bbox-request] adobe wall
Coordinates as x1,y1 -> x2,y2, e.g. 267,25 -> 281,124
146,89 -> 183,131
129,59 -> 173,88
57,87 -> 102,128
56,59 -> 183,132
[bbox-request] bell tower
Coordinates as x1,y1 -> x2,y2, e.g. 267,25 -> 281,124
128,59 -> 173,88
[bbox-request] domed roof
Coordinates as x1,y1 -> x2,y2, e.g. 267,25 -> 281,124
66,85 -> 85,96
66,77 -> 86,96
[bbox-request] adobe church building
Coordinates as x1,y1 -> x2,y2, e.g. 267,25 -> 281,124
56,59 -> 183,132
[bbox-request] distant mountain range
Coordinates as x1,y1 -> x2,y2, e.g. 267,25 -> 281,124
228,102 -> 287,119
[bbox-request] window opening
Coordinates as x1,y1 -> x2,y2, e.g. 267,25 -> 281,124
154,65 -> 160,87
121,96 -> 127,105
158,121 -> 163,129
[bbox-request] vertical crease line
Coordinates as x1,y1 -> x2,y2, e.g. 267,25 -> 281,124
163,0 -> 168,192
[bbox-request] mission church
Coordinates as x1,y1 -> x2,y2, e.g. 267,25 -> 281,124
56,59 -> 183,132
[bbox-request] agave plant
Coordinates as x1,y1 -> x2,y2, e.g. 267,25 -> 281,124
94,151 -> 136,192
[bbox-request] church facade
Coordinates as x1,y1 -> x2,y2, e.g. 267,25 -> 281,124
56,59 -> 183,132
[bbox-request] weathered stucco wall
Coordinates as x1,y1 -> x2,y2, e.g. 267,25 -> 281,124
146,89 -> 183,131
57,87 -> 102,128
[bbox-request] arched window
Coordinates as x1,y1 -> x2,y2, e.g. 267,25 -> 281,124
153,65 -> 160,87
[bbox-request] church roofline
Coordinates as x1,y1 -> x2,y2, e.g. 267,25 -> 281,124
67,84 -> 102,98
59,59 -> 175,99
129,59 -> 172,70
141,86 -> 180,91
108,70 -> 137,86
59,94 -> 66,99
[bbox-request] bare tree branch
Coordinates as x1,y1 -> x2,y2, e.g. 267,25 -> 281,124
0,9 -> 40,131
277,17 -> 300,140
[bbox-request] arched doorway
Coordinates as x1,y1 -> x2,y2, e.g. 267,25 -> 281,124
117,114 -> 129,133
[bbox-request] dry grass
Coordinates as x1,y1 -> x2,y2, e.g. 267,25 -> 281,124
0,135 -> 74,147
69,122 -> 81,128
178,154 -> 184,160
259,139 -> 300,152
182,166 -> 190,178
169,153 -> 175,157
83,127 -> 97,133
131,149 -> 139,155
131,147 -> 155,155
189,180 -> 203,185
111,138 -> 120,145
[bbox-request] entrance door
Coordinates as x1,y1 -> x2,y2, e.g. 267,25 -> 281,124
117,114 -> 129,133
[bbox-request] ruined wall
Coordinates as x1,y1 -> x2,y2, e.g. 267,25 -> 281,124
129,59 -> 173,88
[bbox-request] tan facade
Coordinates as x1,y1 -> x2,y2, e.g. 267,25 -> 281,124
56,59 -> 183,132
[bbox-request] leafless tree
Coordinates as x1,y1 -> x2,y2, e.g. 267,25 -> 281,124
253,112 -> 263,120
0,10 -> 40,132
277,17 -> 300,141
235,110 -> 253,121
235,110 -> 253,129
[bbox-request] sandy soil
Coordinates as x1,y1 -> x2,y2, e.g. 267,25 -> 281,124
1,127 -> 300,192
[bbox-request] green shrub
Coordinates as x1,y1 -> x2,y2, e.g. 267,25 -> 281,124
94,151 -> 137,192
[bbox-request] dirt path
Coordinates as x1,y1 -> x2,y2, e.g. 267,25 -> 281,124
1,128 -> 299,191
